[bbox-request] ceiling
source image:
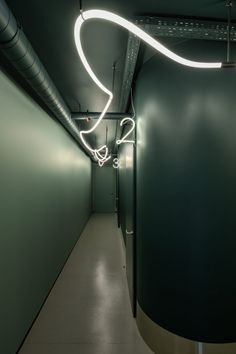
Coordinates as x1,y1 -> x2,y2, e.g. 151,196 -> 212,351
4,0 -> 236,161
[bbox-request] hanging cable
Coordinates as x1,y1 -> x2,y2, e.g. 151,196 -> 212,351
79,0 -> 83,12
130,87 -> 135,119
105,125 -> 108,153
226,0 -> 233,62
112,62 -> 120,152
112,62 -> 116,93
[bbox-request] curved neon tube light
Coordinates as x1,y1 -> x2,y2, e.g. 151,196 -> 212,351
74,10 -> 222,163
116,118 -> 135,145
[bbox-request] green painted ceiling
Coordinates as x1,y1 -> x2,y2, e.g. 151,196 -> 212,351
5,0 -> 236,158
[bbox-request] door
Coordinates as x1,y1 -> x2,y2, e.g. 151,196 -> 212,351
93,164 -> 116,213
125,144 -> 136,315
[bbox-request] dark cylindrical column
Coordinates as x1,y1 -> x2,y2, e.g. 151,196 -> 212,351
136,40 -> 236,346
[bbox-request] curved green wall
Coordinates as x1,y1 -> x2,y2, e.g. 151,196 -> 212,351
136,41 -> 236,343
0,70 -> 91,354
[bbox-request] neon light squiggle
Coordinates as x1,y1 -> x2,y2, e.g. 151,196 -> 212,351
113,158 -> 119,169
117,118 -> 135,145
74,10 -> 222,164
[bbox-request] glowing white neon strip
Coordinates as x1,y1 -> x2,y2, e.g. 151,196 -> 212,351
113,158 -> 119,169
117,88 -> 136,145
116,118 -> 135,145
74,10 -> 222,164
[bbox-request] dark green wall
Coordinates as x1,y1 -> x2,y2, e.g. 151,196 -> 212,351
0,71 -> 91,354
118,127 -> 135,244
118,127 -> 136,315
136,41 -> 236,343
118,143 -> 128,241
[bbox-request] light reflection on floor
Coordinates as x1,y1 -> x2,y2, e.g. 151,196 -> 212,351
19,214 -> 153,354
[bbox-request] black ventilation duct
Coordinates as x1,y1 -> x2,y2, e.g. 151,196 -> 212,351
0,0 -> 89,156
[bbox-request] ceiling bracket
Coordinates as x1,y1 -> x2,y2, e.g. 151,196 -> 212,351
119,15 -> 236,113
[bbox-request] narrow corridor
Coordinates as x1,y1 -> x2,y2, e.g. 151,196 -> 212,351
19,214 -> 153,354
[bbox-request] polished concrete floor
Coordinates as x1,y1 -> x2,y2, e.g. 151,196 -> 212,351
20,214 -> 153,354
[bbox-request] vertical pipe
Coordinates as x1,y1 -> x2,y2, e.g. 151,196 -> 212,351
226,1 -> 232,62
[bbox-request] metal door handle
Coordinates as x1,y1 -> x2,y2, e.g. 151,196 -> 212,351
126,230 -> 134,235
